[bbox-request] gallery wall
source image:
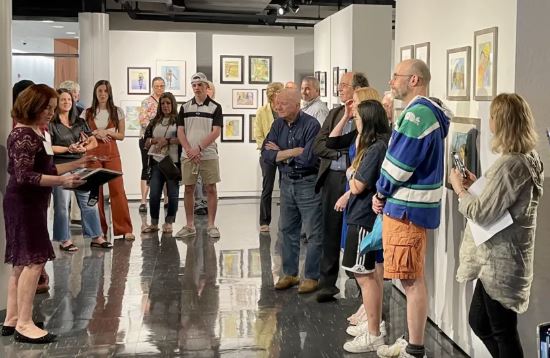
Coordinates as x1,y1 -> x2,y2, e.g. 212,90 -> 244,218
212,34 -> 294,197
109,30 -> 197,198
394,0 -> 518,356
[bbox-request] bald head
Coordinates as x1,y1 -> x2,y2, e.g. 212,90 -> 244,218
275,88 -> 301,122
390,59 -> 430,104
401,59 -> 431,84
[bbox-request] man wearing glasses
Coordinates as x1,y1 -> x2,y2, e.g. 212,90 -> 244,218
313,72 -> 370,303
373,59 -> 451,358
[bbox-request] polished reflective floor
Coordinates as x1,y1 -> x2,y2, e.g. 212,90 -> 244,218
0,199 -> 469,357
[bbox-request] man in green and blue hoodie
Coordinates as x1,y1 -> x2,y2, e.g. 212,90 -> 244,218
373,59 -> 451,358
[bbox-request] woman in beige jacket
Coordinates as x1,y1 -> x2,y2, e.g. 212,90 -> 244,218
450,93 -> 543,358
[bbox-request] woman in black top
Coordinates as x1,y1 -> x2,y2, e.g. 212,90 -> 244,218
49,89 -> 112,250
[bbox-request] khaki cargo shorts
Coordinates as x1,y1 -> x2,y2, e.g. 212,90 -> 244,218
382,214 -> 427,280
181,158 -> 221,186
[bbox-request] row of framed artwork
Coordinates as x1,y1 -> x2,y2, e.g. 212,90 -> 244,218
127,60 -> 187,96
313,67 -> 348,98
399,26 -> 498,101
220,55 -> 272,85
221,113 -> 258,143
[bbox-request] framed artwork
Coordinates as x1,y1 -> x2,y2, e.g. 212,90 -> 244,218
446,46 -> 471,101
249,56 -> 272,84
249,114 -> 257,143
247,249 -> 261,278
332,66 -> 339,96
220,55 -> 244,84
400,45 -> 414,61
339,68 -> 347,81
314,71 -> 320,81
474,27 -> 498,101
127,67 -> 150,95
156,60 -> 186,97
262,88 -> 267,106
219,249 -> 244,277
414,42 -> 430,68
119,100 -> 142,137
445,117 -> 481,189
232,89 -> 258,109
319,71 -> 327,97
221,114 -> 244,142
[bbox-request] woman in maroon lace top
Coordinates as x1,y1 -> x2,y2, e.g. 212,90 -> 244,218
2,84 -> 90,344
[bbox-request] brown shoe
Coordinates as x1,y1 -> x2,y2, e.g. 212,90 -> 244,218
298,279 -> 319,294
275,275 -> 299,290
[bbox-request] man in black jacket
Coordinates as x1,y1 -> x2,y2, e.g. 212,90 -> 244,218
313,72 -> 369,302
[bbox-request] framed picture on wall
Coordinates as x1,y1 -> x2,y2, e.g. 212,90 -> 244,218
445,117 -> 481,189
249,114 -> 257,143
220,55 -> 244,84
127,67 -> 151,95
232,89 -> 258,109
262,89 -> 267,106
221,114 -> 244,142
249,56 -> 272,84
120,100 -> 142,137
332,66 -> 339,96
400,45 -> 414,61
414,42 -> 430,68
446,46 -> 471,101
339,68 -> 347,81
156,60 -> 186,97
314,71 -> 320,80
319,71 -> 327,97
474,26 -> 498,101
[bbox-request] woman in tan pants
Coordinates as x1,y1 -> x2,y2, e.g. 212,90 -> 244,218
83,80 -> 134,240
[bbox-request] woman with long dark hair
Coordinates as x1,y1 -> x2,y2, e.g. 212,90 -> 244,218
82,80 -> 134,240
142,92 -> 181,233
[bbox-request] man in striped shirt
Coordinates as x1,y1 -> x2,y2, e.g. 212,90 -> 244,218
373,59 -> 451,358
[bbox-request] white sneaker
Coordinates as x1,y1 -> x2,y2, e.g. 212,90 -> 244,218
346,320 -> 386,337
343,331 -> 385,353
398,350 -> 427,358
376,336 -> 408,357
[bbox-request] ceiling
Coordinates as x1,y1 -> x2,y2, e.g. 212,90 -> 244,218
13,0 -> 395,27
12,20 -> 80,53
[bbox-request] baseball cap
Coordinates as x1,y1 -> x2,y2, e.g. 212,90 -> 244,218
191,72 -> 208,84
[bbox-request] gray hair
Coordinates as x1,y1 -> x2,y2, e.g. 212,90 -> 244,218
409,59 -> 431,84
352,73 -> 370,89
58,80 -> 80,92
301,76 -> 320,91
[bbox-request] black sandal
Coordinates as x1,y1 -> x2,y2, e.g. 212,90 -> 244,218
59,243 -> 78,252
90,241 -> 113,249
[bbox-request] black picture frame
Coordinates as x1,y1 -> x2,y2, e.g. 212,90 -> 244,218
332,66 -> 339,96
249,114 -> 257,143
221,114 -> 245,142
249,56 -> 272,84
319,71 -> 327,97
220,55 -> 244,84
127,67 -> 151,95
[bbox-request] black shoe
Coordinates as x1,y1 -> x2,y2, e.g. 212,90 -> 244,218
138,204 -> 147,213
2,322 -> 44,337
14,330 -> 56,344
316,286 -> 340,303
194,208 -> 208,215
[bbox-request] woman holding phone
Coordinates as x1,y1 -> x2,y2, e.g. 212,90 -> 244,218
50,88 -> 113,251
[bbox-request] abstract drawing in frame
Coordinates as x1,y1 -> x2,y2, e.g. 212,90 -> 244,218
414,42 -> 430,68
319,71 -> 327,97
474,26 -> 498,101
221,114 -> 245,142
127,67 -> 150,95
220,55 -> 244,84
446,46 -> 471,101
120,100 -> 142,137
156,60 -> 186,97
249,56 -> 272,84
400,45 -> 414,61
445,117 -> 481,189
249,114 -> 257,143
232,89 -> 258,109
332,66 -> 339,97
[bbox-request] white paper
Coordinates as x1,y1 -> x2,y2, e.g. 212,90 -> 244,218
465,176 -> 514,246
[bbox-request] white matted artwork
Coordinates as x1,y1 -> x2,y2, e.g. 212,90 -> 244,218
156,60 -> 186,97
446,46 -> 471,101
127,67 -> 150,95
120,100 -> 142,137
445,117 -> 481,189
232,89 -> 258,109
414,42 -> 430,68
400,45 -> 414,61
221,114 -> 244,142
474,26 -> 498,101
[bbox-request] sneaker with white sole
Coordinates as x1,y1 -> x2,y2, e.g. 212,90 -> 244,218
376,336 -> 408,357
174,226 -> 196,238
207,226 -> 221,238
346,320 -> 386,337
344,331 -> 385,353
398,350 -> 427,358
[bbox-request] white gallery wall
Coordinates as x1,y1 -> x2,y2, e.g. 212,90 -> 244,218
109,30 -> 197,198
212,34 -> 294,197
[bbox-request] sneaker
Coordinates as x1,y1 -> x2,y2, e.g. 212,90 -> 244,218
347,320 -> 386,337
207,226 -> 221,238
377,336 -> 408,358
174,226 -> 196,238
398,349 -> 427,358
298,279 -> 318,294
274,275 -> 299,290
344,331 -> 385,353
138,204 -> 147,213
316,286 -> 340,302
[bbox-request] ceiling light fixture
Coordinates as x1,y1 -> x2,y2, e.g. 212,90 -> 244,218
66,31 -> 76,35
277,6 -> 286,16
52,25 -> 64,29
278,0 -> 299,16
41,20 -> 54,23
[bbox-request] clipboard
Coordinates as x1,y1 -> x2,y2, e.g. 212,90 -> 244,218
68,168 -> 122,192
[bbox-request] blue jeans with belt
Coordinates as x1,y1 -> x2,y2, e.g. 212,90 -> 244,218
279,173 -> 323,280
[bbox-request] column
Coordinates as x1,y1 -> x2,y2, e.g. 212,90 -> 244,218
0,0 -> 12,314
78,12 -> 109,107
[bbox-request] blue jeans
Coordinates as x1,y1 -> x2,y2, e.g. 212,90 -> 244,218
52,187 -> 103,242
149,163 -> 180,225
279,174 -> 323,280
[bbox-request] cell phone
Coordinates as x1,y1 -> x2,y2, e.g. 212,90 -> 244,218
452,151 -> 467,178
538,322 -> 550,358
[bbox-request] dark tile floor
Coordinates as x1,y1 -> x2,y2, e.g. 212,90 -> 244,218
0,199 -> 469,357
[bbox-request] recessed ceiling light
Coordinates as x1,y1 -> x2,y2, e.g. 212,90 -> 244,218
52,25 -> 64,29
41,20 -> 54,23
66,31 -> 76,35
73,36 -> 79,39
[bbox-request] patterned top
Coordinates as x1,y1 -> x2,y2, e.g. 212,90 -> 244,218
138,95 -> 159,137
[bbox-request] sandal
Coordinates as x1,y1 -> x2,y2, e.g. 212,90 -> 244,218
90,241 -> 113,249
123,233 -> 135,241
162,223 -> 173,233
59,243 -> 78,252
141,225 -> 159,233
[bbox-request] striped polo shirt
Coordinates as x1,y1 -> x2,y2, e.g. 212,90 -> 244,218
176,96 -> 223,161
